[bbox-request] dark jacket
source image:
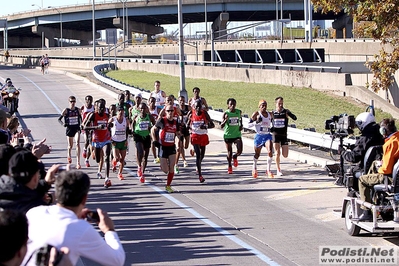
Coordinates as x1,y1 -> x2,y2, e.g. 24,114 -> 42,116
343,122 -> 384,169
0,174 -> 51,213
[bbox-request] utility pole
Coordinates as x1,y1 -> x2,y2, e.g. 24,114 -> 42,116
178,0 -> 187,102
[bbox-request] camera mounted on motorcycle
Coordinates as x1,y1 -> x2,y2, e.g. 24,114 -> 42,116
325,114 -> 355,137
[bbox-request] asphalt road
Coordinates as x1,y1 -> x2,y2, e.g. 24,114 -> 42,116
2,65 -> 398,266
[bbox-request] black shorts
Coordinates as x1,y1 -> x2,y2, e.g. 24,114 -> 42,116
181,124 -> 190,137
66,127 -> 81,137
134,134 -> 151,149
159,145 -> 176,158
272,134 -> 288,145
224,137 -> 242,144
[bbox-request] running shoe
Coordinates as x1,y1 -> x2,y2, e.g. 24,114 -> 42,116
140,175 -> 145,183
277,171 -> 283,176
165,185 -> 173,193
104,178 -> 112,188
97,172 -> 103,179
233,158 -> 238,167
199,176 -> 205,183
267,171 -> 274,178
118,173 -> 124,180
190,149 -> 195,157
112,159 -> 117,172
76,164 -> 81,170
154,157 -> 160,164
252,169 -> 258,178
85,160 -> 90,167
82,149 -> 87,159
174,165 -> 180,174
227,166 -> 233,174
183,160 -> 188,168
137,167 -> 143,177
67,157 -> 72,164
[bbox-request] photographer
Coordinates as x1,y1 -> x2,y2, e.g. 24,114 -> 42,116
343,112 -> 384,174
23,170 -> 125,266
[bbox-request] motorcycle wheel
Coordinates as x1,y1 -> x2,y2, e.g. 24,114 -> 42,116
7,101 -> 14,116
344,201 -> 361,236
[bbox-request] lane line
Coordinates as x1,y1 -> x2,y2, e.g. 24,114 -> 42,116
127,170 -> 281,266
15,73 -> 62,114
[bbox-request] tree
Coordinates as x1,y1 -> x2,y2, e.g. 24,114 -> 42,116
312,0 -> 399,92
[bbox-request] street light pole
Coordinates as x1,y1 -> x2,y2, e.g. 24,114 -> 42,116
48,6 -> 63,47
178,0 -> 187,102
92,0 -> 96,58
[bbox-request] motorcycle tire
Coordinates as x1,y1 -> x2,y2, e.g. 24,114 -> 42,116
8,101 -> 14,116
344,201 -> 361,236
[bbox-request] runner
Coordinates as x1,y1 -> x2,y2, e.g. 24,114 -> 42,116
149,80 -> 166,108
109,106 -> 130,180
151,103 -> 181,193
83,100 -> 112,188
58,96 -> 82,169
148,96 -> 161,164
249,100 -> 274,178
175,95 -> 191,171
220,98 -> 243,174
188,87 -> 208,111
272,96 -> 297,176
132,102 -> 155,183
187,99 -> 213,183
81,95 -> 94,167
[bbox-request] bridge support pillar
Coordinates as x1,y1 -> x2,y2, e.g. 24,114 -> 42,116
32,26 -> 100,47
113,17 -> 163,43
332,14 -> 353,38
212,13 -> 229,41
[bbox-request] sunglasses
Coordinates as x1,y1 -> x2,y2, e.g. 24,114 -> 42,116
166,110 -> 174,112
70,101 -> 76,103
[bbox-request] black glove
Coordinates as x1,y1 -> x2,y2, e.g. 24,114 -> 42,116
152,141 -> 161,148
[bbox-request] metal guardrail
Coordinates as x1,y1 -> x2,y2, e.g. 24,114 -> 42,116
92,63 -> 353,151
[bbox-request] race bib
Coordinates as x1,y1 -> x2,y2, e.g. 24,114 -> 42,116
164,132 -> 175,143
273,118 -> 285,128
139,121 -> 150,131
69,116 -> 79,126
229,117 -> 239,126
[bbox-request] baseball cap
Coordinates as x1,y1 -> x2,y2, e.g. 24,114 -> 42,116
258,100 -> 267,107
135,93 -> 142,99
0,109 -> 11,125
8,151 -> 39,180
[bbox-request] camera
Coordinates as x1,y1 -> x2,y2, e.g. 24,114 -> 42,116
86,210 -> 100,223
325,114 -> 355,136
35,244 -> 63,266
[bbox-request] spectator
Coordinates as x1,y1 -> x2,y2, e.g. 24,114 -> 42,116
0,144 -> 16,176
23,170 -> 125,266
0,150 -> 58,213
0,208 -> 28,266
0,109 -> 11,144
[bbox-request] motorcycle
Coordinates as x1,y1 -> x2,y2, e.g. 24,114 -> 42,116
338,145 -> 399,236
1,85 -> 20,115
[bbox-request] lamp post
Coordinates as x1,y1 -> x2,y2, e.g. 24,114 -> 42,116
92,0 -> 96,58
178,0 -> 187,102
48,6 -> 62,47
31,4 -> 42,9
119,0 -> 127,48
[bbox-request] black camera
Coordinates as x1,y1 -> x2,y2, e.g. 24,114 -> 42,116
325,114 -> 355,136
86,210 -> 100,223
35,244 -> 63,266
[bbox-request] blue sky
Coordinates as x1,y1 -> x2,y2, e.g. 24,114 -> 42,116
1,0 -> 110,17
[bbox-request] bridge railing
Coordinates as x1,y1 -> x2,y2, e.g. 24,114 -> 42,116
92,63 -> 354,151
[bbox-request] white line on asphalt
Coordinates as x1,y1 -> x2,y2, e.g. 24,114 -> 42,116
15,73 -> 62,114
128,171 -> 280,266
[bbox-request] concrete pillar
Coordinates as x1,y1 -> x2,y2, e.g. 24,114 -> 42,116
32,25 -> 100,47
332,14 -> 353,38
113,17 -> 163,36
211,13 -> 229,41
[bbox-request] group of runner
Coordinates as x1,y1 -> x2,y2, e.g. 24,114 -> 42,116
58,80 -> 297,192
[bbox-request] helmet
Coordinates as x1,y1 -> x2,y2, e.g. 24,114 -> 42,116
355,112 -> 375,131
5,78 -> 11,83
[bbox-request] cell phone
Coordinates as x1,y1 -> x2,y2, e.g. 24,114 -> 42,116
58,165 -> 67,173
35,244 -> 63,266
86,211 -> 100,223
18,138 -> 24,146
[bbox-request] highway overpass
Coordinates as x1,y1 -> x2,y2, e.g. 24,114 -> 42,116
0,0 -> 346,48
